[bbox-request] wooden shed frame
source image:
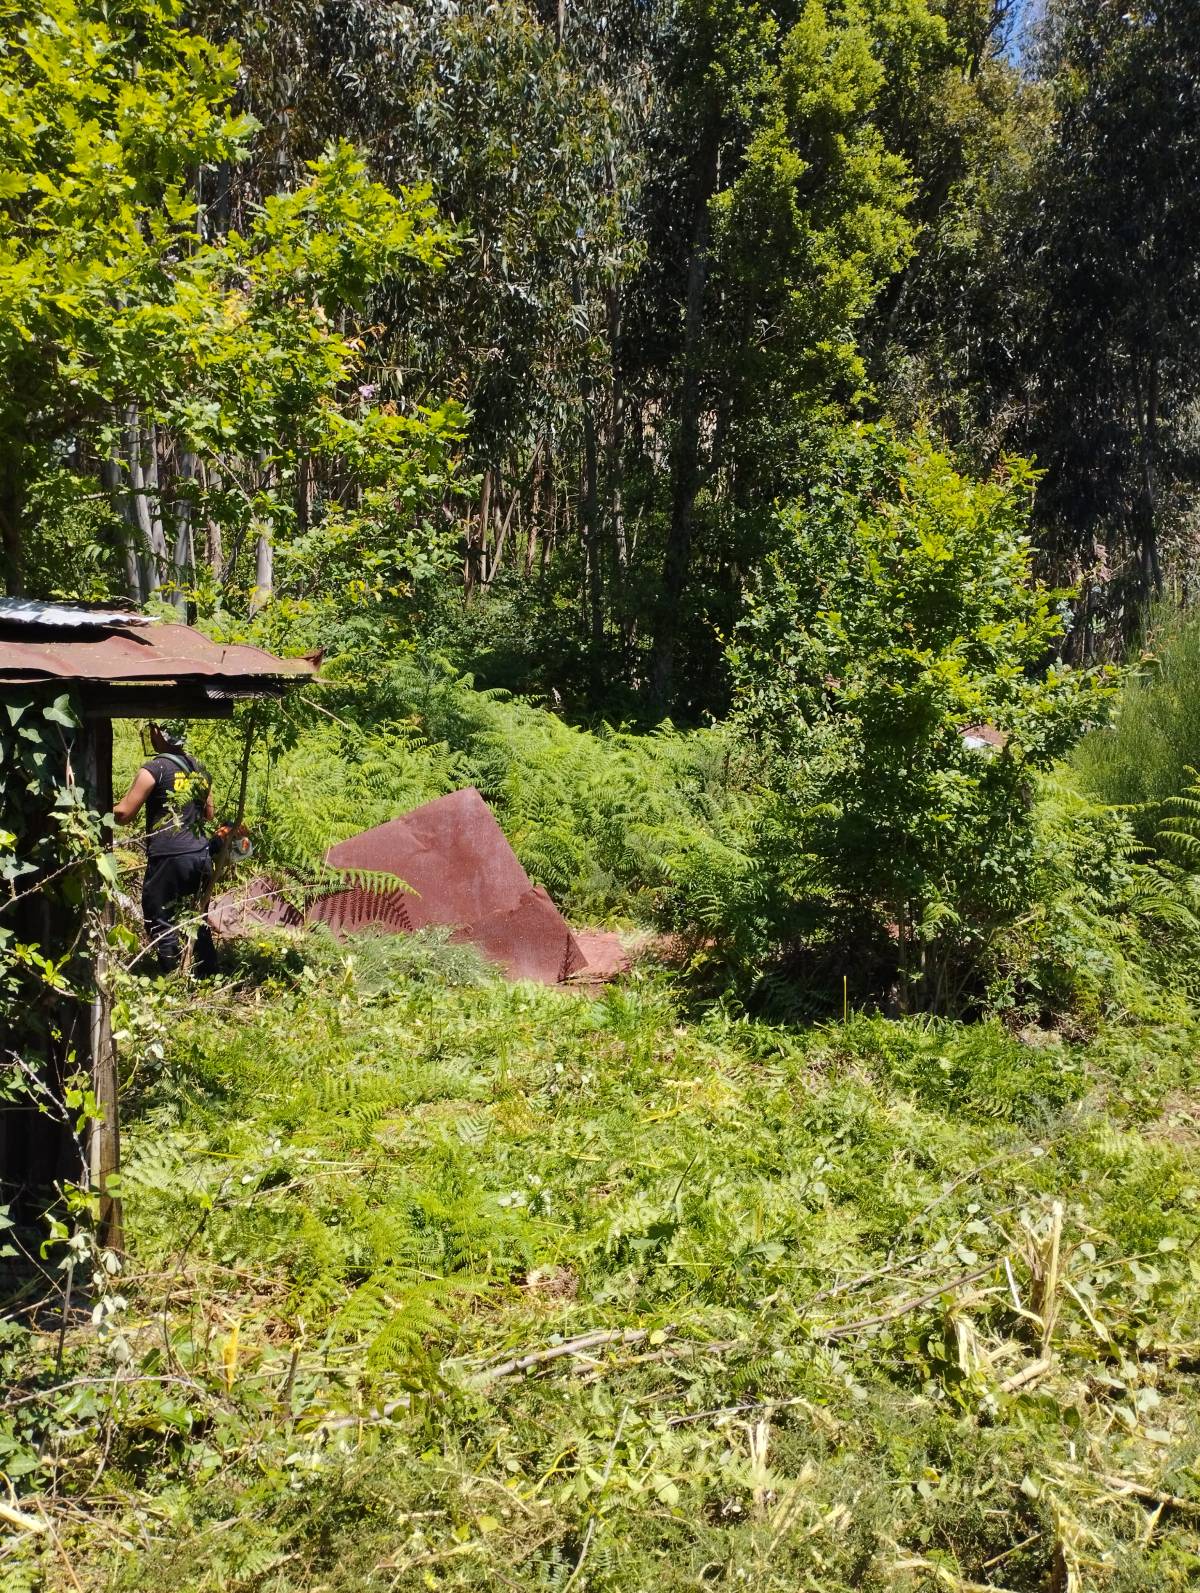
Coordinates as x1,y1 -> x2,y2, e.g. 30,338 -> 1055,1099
0,601 -> 313,1250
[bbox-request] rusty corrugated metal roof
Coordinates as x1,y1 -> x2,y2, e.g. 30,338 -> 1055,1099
0,617 -> 312,688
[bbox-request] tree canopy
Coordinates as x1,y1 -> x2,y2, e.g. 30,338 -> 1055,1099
0,0 -> 463,621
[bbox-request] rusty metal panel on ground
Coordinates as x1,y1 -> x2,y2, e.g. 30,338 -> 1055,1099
208,791 -> 629,986
207,877 -> 303,936
326,788 -> 532,930
325,788 -> 585,983
305,881 -> 415,937
453,883 -> 586,983
570,930 -> 631,982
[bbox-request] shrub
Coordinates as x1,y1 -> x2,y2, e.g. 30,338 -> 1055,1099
728,425 -> 1113,1012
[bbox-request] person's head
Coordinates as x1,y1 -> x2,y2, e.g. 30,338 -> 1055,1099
147,721 -> 185,755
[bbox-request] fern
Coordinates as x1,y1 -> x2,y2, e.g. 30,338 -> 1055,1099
1157,771 -> 1200,869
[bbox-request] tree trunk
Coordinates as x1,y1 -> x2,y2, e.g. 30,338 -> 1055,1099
251,529 -> 274,613
127,409 -> 167,595
1136,357 -> 1162,600
80,717 -> 122,1251
171,450 -> 197,615
0,439 -> 26,597
250,453 -> 276,614
485,489 -> 520,585
896,901 -> 911,1016
580,371 -> 603,657
648,128 -> 720,714
465,467 -> 492,600
525,452 -> 541,579
541,472 -> 557,579
607,281 -> 636,664
200,460 -> 224,580
101,447 -> 142,603
297,453 -> 313,534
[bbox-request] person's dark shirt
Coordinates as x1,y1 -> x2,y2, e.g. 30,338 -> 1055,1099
142,752 -> 210,858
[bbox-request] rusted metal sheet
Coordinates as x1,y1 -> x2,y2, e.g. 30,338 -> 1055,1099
456,884 -> 587,983
326,788 -> 534,930
325,788 -> 586,984
210,793 -> 628,985
0,617 -> 313,687
211,791 -> 594,984
207,877 -> 303,936
570,930 -> 630,982
960,723 -> 1008,752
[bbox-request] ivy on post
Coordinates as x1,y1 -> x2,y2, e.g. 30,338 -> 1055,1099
0,688 -> 106,1233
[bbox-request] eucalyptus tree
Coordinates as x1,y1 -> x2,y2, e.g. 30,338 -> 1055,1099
184,0 -> 1019,716
629,0 -> 924,712
869,0 -> 1200,651
0,0 -> 462,618
191,0 -> 645,643
859,0 -> 1048,451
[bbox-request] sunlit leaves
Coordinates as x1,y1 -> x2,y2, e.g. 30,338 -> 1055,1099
729,425 -> 1116,999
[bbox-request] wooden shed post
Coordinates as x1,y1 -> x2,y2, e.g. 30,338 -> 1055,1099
0,600 -> 313,1241
88,907 -> 121,1250
78,714 -> 123,1250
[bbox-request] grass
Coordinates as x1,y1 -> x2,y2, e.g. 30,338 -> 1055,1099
4,932 -> 1200,1591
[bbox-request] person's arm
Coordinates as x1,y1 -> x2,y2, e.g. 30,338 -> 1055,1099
204,788 -> 215,823
113,767 -> 156,826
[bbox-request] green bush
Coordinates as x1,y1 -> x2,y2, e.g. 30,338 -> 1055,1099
985,777 -> 1200,1024
728,425 -> 1113,1012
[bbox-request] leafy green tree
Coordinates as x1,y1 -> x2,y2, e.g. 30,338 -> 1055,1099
728,425 -> 1111,1008
187,0 -> 945,714
874,1 -> 1200,654
861,1 -> 1051,451
0,0 -> 462,617
191,0 -> 643,641
629,0 -> 924,710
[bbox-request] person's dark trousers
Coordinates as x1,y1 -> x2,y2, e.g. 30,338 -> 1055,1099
142,851 -> 219,977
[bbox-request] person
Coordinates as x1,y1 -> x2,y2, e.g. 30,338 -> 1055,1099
113,722 -> 219,977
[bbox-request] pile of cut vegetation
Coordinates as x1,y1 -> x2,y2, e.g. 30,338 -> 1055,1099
4,933 -> 1199,1591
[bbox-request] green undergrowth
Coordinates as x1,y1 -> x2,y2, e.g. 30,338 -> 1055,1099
175,652 -> 749,929
1072,607 -> 1200,826
132,649 -> 1200,1020
5,934 -> 1200,1591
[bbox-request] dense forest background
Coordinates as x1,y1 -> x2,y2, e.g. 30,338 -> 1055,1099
6,0 -> 1199,720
